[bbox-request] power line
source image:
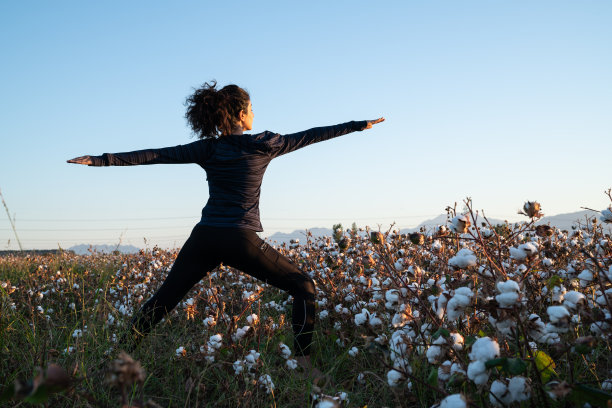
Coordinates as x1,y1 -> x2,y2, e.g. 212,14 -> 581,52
3,214 -> 444,222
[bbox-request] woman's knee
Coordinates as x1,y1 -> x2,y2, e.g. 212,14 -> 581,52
292,274 -> 315,299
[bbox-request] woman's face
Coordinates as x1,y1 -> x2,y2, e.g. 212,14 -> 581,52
239,101 -> 254,131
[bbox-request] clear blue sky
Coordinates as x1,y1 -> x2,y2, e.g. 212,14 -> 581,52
1,1 -> 611,249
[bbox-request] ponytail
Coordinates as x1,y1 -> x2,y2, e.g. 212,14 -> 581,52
185,81 -> 250,139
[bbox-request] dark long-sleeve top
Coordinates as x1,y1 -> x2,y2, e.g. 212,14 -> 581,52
89,121 -> 368,231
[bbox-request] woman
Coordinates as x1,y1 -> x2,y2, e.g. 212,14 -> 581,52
68,81 -> 384,379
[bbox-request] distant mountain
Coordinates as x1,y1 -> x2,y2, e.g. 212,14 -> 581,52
265,228 -> 333,245
68,244 -> 140,255
537,210 -> 607,231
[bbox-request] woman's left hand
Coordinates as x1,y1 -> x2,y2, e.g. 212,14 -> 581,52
365,117 -> 385,129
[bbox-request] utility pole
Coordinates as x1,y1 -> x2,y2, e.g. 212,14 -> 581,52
0,188 -> 23,251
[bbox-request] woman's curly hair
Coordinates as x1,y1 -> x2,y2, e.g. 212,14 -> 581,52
185,81 -> 250,139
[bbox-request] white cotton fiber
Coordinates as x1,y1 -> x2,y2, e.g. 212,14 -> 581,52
469,337 -> 500,362
449,248 -> 477,269
438,393 -> 467,408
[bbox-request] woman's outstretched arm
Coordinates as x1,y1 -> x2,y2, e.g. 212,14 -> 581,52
67,140 -> 211,166
266,118 -> 384,157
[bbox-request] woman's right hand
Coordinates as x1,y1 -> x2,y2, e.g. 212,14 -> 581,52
67,155 -> 95,165
365,117 -> 385,129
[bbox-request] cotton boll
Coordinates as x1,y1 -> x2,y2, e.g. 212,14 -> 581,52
233,360 -> 244,375
600,208 -> 612,223
496,292 -> 520,308
508,376 -> 531,401
279,343 -> 292,359
577,269 -> 594,287
547,305 -> 570,323
450,332 -> 464,351
551,285 -> 567,303
286,359 -> 298,370
436,293 -> 449,320
563,291 -> 586,310
426,345 -> 444,364
497,280 -> 520,293
438,393 -> 467,408
385,289 -> 400,305
448,249 -> 477,269
489,380 -> 511,406
246,313 -> 259,325
467,361 -> 489,385
258,374 -> 275,394
449,215 -> 471,234
387,369 -> 404,387
469,337 -> 500,362
354,309 -> 369,326
348,347 -> 359,357
438,360 -> 453,382
232,326 -> 251,341
446,288 -> 473,321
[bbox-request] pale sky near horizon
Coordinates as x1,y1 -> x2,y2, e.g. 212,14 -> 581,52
1,1 -> 611,250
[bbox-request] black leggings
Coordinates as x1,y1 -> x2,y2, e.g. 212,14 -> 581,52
125,225 -> 316,356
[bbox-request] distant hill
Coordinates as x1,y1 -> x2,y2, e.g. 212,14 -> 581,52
68,244 -> 140,255
265,228 -> 333,245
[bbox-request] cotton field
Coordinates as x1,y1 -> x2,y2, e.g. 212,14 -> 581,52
1,199 -> 612,407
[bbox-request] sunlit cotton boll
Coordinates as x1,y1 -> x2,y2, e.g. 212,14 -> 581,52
175,346 -> 186,357
450,332 -> 464,351
600,208 -> 612,223
495,280 -> 521,308
446,287 -> 473,321
448,248 -> 477,269
449,215 -> 471,234
509,242 -> 539,261
438,393 -> 467,408
246,313 -> 259,325
232,326 -> 251,341
203,316 -> 216,328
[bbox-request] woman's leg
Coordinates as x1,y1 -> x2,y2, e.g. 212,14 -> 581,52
121,225 -> 220,351
223,230 -> 316,356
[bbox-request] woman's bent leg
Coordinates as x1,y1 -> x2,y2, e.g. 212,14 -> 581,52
121,226 -> 220,351
224,231 -> 316,356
